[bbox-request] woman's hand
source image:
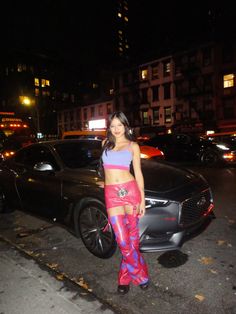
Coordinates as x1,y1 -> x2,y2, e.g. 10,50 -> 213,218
138,200 -> 146,217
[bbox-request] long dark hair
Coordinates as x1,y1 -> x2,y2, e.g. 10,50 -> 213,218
103,111 -> 135,153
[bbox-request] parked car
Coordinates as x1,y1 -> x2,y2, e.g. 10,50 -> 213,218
0,139 -> 214,259
204,131 -> 236,156
142,133 -> 236,165
62,130 -> 165,161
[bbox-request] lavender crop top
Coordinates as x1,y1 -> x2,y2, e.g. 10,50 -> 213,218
102,142 -> 133,170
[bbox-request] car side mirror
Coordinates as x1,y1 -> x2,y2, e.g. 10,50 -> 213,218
33,162 -> 55,172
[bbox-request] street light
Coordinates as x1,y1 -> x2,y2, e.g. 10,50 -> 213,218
20,96 -> 40,134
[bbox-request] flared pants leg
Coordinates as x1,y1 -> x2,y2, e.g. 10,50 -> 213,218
109,214 -> 149,286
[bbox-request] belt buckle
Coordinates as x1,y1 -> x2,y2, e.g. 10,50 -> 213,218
117,188 -> 128,198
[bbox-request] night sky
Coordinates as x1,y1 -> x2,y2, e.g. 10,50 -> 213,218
1,1 -> 235,68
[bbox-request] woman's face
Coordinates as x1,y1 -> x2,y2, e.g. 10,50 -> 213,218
110,117 -> 125,139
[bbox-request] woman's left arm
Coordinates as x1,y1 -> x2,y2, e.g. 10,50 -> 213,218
132,142 -> 146,217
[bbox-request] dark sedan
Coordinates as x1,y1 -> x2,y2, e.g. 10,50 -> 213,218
142,133 -> 236,165
0,139 -> 214,258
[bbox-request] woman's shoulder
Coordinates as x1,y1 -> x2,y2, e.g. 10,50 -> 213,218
129,141 -> 140,153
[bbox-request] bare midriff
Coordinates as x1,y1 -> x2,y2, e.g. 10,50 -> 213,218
104,169 -> 135,185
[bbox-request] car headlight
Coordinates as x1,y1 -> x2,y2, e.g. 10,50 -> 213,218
216,144 -> 230,150
145,197 -> 169,208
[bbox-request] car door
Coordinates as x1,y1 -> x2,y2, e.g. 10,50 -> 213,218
13,144 -> 62,218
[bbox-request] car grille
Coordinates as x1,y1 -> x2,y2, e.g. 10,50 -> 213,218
179,189 -> 212,227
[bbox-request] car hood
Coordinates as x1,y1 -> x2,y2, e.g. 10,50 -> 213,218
141,160 -> 207,193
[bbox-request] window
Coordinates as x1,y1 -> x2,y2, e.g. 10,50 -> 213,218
41,79 -> 46,87
152,86 -> 159,102
222,46 -> 234,63
15,145 -> 59,171
223,74 -> 234,88
54,141 -> 102,169
141,69 -> 148,80
45,80 -> 50,86
152,107 -> 159,124
175,81 -> 183,98
202,47 -> 212,66
151,64 -> 159,79
189,79 -> 198,93
141,88 -> 148,103
98,105 -> 103,116
83,108 -> 87,120
164,107 -> 172,123
35,88 -> 39,97
203,75 -> 212,92
34,78 -> 39,86
142,111 -> 149,125
91,107 -> 95,117
163,60 -> 171,76
163,83 -> 171,99
107,103 -> 112,114
223,98 -> 235,119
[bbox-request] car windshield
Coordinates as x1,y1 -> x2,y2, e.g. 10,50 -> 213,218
54,140 -> 102,169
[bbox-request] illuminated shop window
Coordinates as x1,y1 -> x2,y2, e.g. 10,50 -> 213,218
223,74 -> 234,88
34,78 -> 40,86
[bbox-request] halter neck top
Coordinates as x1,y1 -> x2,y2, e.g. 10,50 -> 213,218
102,142 -> 133,170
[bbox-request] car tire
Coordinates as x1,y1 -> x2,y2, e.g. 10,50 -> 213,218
200,150 -> 220,165
75,201 -> 117,259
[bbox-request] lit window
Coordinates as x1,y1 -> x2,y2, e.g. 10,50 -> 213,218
163,61 -> 171,76
118,12 -> 122,18
141,69 -> 148,80
34,78 -> 40,86
92,83 -> 98,89
41,79 -> 46,87
223,74 -> 234,88
109,89 -> 114,95
118,30 -> 123,34
46,80 -> 50,86
164,107 -> 172,123
124,16 -> 128,22
142,111 -> 149,125
119,47 -> 123,51
125,44 -> 129,49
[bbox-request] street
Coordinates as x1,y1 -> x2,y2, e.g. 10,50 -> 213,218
0,164 -> 236,314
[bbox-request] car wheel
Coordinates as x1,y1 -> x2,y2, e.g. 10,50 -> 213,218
200,150 -> 220,165
76,201 -> 117,259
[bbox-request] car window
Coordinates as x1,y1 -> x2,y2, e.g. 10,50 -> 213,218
14,145 -> 60,170
54,141 -> 102,169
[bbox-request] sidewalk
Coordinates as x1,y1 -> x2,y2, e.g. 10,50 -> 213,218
0,239 -> 115,314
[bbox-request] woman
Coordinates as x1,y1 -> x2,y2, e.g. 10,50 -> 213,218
101,111 -> 149,295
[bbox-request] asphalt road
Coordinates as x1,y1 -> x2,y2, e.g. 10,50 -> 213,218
0,164 -> 236,314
